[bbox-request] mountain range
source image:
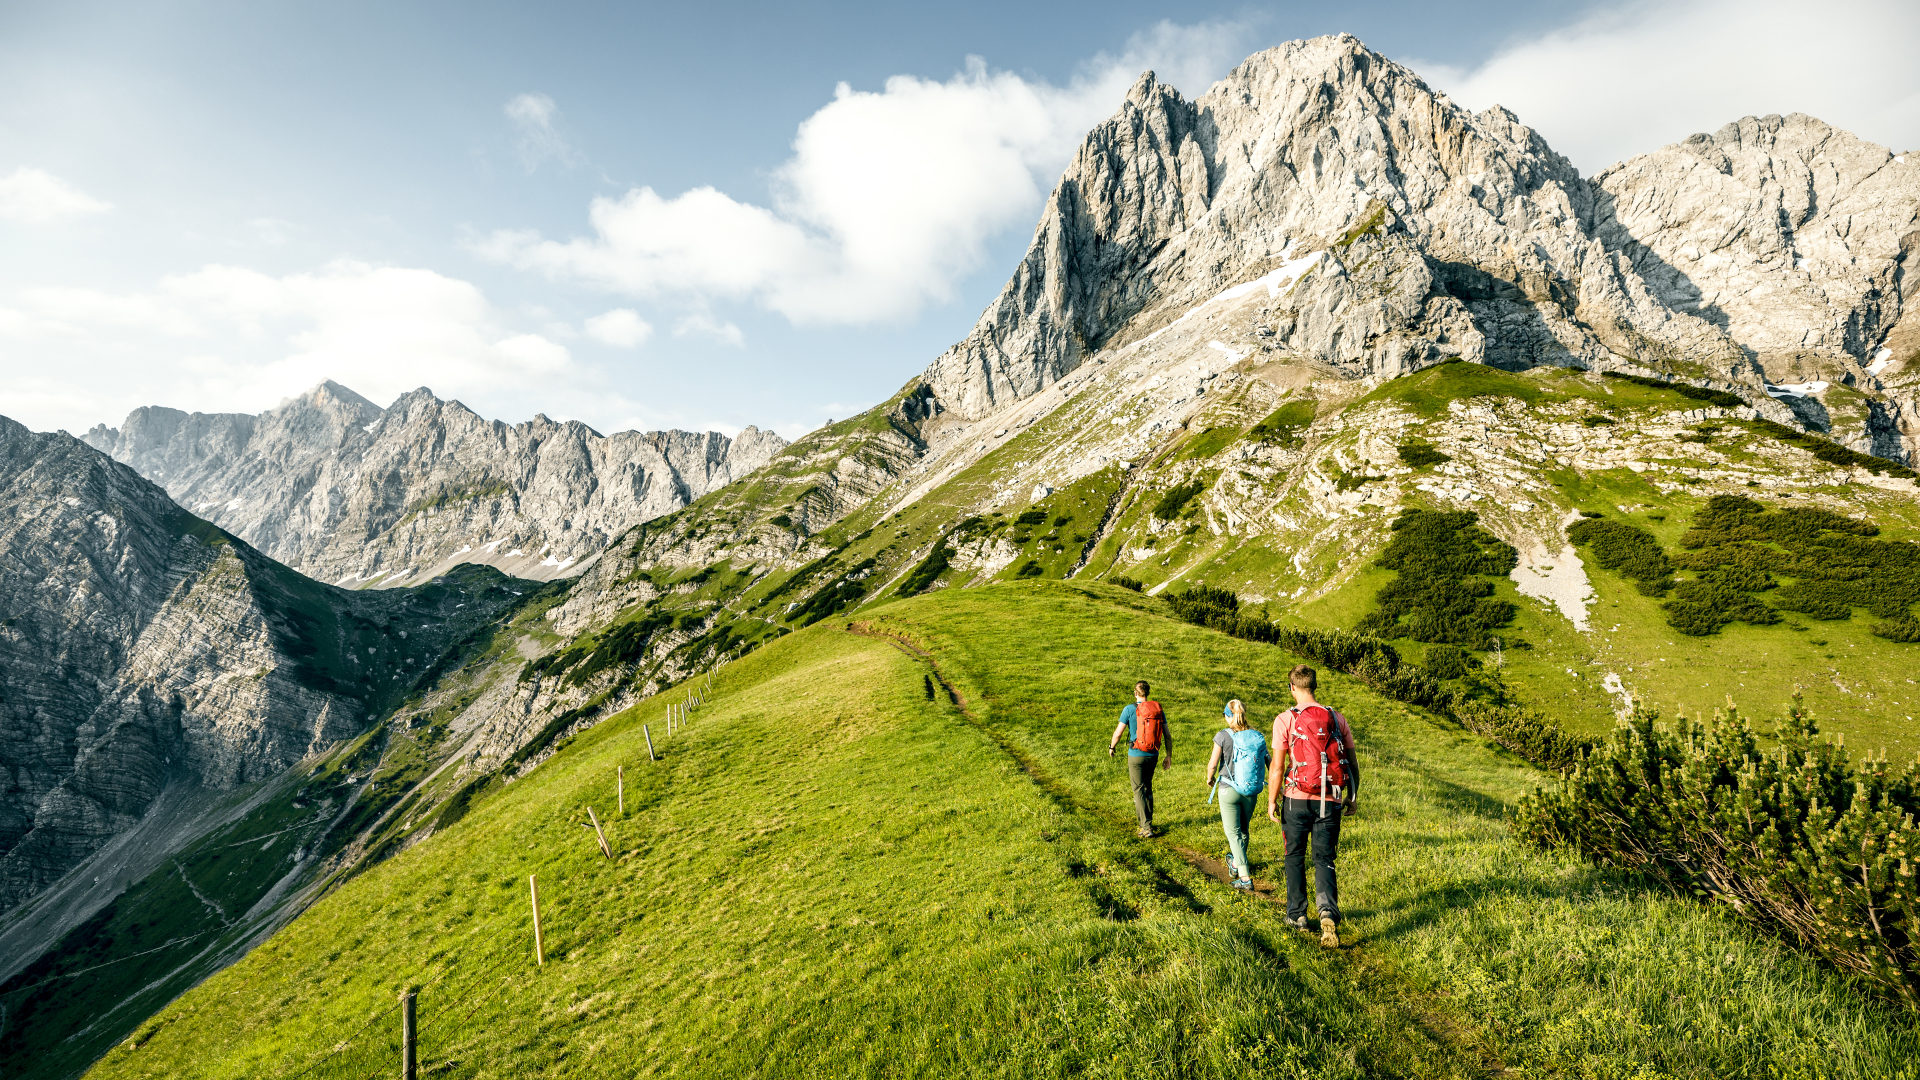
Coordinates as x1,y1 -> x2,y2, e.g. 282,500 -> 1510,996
5,32 -> 1919,1078
80,381 -> 785,587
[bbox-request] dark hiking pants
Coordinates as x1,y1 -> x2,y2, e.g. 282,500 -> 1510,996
1128,755 -> 1158,829
1282,796 -> 1343,923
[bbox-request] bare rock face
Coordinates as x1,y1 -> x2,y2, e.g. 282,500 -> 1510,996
0,415 -> 525,908
916,34 -> 1917,462
82,383 -> 786,589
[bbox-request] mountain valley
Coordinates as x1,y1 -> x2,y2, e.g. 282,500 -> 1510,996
6,31 -> 1920,1079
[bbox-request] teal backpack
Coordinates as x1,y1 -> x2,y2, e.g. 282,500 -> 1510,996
1224,728 -> 1269,797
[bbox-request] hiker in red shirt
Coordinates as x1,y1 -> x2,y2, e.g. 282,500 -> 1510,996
1267,664 -> 1359,947
1107,680 -> 1172,838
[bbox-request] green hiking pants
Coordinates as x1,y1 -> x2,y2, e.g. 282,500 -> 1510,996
1217,785 -> 1257,878
1127,754 -> 1157,828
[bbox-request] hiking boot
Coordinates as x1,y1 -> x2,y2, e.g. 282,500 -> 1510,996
1230,877 -> 1253,891
1136,826 -> 1155,839
1285,915 -> 1312,932
1319,915 -> 1340,948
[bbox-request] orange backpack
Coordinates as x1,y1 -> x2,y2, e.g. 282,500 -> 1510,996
1131,700 -> 1166,752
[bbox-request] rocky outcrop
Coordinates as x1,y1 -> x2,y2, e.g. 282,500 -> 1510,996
82,382 -> 786,588
0,415 -> 525,908
916,35 -> 1918,463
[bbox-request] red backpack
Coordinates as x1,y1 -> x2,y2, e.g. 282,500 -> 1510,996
1287,705 -> 1347,795
1131,700 -> 1166,752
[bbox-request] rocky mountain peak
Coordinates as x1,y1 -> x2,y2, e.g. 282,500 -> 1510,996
84,383 -> 788,587
912,33 -> 1918,464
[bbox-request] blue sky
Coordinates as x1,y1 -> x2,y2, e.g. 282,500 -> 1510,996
1,0 -> 1913,440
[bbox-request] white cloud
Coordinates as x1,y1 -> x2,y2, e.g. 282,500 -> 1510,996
477,21 -> 1252,325
0,167 -> 112,223
1404,0 -> 1920,174
1,260 -> 572,419
671,312 -> 744,347
583,307 -> 653,347
505,92 -> 583,172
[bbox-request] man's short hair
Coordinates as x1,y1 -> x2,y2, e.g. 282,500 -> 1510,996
1134,680 -> 1150,697
1289,665 -> 1317,691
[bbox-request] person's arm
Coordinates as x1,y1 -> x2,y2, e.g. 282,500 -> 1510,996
1206,741 -> 1223,786
1267,716 -> 1288,822
1108,720 -> 1130,756
1160,714 -> 1173,770
1336,711 -> 1360,807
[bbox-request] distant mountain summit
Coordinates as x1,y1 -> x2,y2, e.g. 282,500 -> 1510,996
919,33 -> 1919,460
82,382 -> 786,587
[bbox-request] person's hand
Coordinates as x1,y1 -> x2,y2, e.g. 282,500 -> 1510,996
1267,803 -> 1280,824
1160,757 -> 1172,772
1106,744 -> 1115,757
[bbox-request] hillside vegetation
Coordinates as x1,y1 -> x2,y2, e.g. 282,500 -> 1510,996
91,584 -> 1920,1079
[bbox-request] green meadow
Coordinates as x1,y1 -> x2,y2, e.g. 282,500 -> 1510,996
89,582 -> 1919,1079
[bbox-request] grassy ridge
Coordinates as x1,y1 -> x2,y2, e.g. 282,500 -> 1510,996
88,584 -> 1920,1078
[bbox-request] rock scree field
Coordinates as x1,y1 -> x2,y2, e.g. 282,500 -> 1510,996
86,583 -> 1920,1079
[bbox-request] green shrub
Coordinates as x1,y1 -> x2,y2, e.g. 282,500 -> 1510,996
1665,494 -> 1920,633
769,514 -> 793,529
894,536 -> 956,598
1247,401 -> 1315,447
1423,644 -> 1472,680
1600,370 -> 1746,408
1108,576 -> 1144,592
1161,585 -> 1586,771
1013,560 -> 1044,578
1397,443 -> 1451,468
1366,510 -> 1519,646
1150,480 -> 1205,520
1746,419 -> 1917,478
789,559 -> 878,627
1015,509 -> 1049,526
1580,414 -> 1616,427
1872,619 -> 1920,643
1513,699 -> 1920,1007
1334,470 -> 1385,492
1566,517 -> 1673,595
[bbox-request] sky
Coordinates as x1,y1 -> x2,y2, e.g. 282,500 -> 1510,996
1,0 -> 1914,442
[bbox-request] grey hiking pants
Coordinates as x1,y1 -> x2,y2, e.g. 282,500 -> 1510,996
1282,796 -> 1343,923
1128,754 -> 1158,828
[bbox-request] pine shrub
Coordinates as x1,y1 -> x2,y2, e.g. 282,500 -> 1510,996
1397,443 -> 1451,468
1600,370 -> 1747,408
1668,495 -> 1920,632
1367,509 -> 1519,646
1151,479 -> 1206,520
1513,699 -> 1920,1007
1567,517 -> 1674,595
1162,584 -> 1586,770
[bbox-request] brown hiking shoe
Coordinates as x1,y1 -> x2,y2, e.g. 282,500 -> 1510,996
1319,916 -> 1340,948
1136,826 -> 1155,839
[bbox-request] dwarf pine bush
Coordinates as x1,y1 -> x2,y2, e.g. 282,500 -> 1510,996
1164,585 -> 1586,769
1513,698 -> 1920,1006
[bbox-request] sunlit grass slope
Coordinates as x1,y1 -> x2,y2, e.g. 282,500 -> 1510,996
91,584 -> 1919,1079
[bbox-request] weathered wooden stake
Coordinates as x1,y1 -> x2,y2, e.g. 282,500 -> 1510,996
617,766 -> 624,814
587,806 -> 612,858
529,874 -> 544,966
400,989 -> 417,1080
644,724 -> 657,761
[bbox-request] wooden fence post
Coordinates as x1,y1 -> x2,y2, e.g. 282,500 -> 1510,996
587,807 -> 612,858
529,875 -> 544,966
400,989 -> 417,1080
644,725 -> 657,761
617,766 -> 624,814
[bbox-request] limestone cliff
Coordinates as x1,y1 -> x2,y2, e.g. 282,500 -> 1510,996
917,35 -> 1917,462
81,382 -> 786,588
0,414 -> 524,909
